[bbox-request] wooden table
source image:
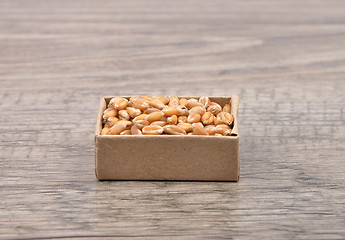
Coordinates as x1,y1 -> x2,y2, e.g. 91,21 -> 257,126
1,0 -> 345,239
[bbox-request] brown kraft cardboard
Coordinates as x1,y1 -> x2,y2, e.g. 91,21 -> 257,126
95,96 -> 240,181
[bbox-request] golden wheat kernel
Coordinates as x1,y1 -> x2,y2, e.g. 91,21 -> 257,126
205,125 -> 216,135
199,96 -> 211,108
109,97 -> 129,110
187,112 -> 201,124
129,96 -> 138,103
107,101 -> 114,109
105,116 -> 119,128
132,97 -> 149,111
162,107 -> 182,117
221,112 -> 234,125
192,122 -> 208,135
126,107 -> 141,118
213,117 -> 221,125
207,102 -> 222,116
179,98 -> 188,107
163,125 -> 187,135
216,111 -> 225,118
103,108 -> 117,121
213,117 -> 224,126
215,124 -> 231,135
213,112 -> 225,125
101,127 -> 110,135
144,107 -> 160,114
133,119 -> 150,130
150,121 -> 168,127
117,119 -> 133,127
118,110 -> 130,120
149,99 -> 165,110
186,98 -> 203,109
223,103 -> 231,113
168,96 -> 180,107
189,106 -> 206,116
142,125 -> 164,135
201,112 -> 215,125
133,114 -> 148,122
223,129 -> 232,136
153,96 -> 169,105
108,97 -> 117,108
178,116 -> 187,123
130,125 -> 142,135
177,122 -> 193,133
120,130 -> 131,135
142,96 -> 153,102
179,105 -> 189,116
160,116 -> 167,122
145,111 -> 164,122
109,122 -> 127,135
167,115 -> 178,125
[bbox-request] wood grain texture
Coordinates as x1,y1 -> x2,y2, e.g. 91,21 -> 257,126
1,0 -> 345,239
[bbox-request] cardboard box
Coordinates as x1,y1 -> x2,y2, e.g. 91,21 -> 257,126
95,96 -> 240,181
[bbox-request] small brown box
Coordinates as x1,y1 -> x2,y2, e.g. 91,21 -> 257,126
95,96 -> 240,181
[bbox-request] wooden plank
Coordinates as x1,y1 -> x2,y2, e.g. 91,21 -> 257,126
0,0 -> 345,239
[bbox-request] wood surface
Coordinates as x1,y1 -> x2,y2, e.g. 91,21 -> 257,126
1,0 -> 345,239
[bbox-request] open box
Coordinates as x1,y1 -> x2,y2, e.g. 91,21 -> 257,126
95,96 -> 240,181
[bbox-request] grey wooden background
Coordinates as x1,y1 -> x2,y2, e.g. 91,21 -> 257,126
1,0 -> 345,239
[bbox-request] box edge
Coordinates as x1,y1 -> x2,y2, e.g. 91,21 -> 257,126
231,96 -> 240,136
